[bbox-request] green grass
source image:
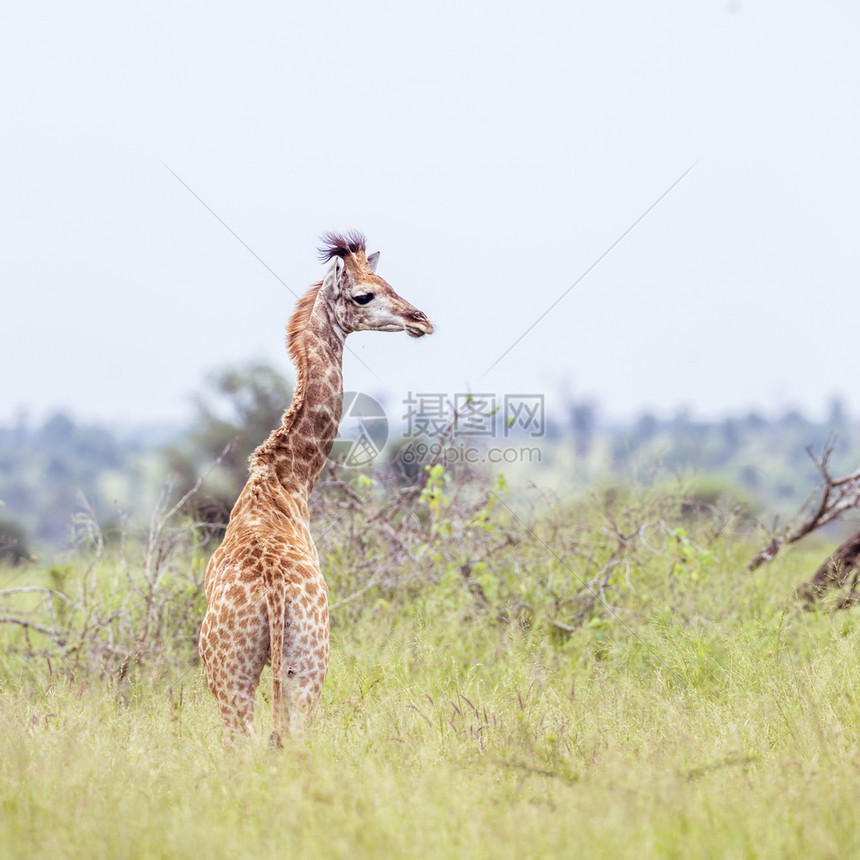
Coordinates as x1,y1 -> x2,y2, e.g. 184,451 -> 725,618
2,485 -> 859,858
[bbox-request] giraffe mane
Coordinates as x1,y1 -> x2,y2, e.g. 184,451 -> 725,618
287,283 -> 322,366
251,283 -> 323,470
316,230 -> 367,262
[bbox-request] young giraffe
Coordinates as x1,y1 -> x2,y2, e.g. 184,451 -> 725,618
199,231 -> 433,742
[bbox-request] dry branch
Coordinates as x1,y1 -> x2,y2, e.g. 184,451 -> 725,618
0,448 -> 233,677
748,437 -> 860,572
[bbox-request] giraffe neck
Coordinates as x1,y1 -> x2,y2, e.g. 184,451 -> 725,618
251,290 -> 345,499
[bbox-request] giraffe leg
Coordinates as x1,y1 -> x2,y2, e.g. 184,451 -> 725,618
199,604 -> 269,741
272,578 -> 330,737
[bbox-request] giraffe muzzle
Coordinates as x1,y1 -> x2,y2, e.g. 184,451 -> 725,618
405,312 -> 433,338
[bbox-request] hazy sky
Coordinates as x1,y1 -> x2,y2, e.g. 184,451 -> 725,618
2,1 -> 858,429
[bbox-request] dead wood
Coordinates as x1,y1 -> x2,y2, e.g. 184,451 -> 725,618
748,436 -> 860,607
749,436 -> 860,571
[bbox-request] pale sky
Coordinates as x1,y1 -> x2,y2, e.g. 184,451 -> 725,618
2,1 -> 858,429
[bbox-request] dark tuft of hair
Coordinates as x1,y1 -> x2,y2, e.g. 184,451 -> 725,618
317,230 -> 367,263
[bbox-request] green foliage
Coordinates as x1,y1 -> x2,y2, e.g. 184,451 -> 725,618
0,496 -> 209,680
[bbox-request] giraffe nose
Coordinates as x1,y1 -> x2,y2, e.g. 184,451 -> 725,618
405,310 -> 433,337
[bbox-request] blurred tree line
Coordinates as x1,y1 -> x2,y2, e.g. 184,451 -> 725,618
0,412 -> 131,552
0,362 -> 292,560
0,361 -> 857,561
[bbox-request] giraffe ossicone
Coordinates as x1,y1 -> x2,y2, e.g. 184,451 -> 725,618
198,232 -> 433,742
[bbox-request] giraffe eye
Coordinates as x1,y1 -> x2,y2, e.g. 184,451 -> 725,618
353,293 -> 374,305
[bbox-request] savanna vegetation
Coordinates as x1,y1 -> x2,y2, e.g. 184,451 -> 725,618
3,441 -> 860,858
3,366 -> 860,857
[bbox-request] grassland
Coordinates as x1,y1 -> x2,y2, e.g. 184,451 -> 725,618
1,476 -> 859,859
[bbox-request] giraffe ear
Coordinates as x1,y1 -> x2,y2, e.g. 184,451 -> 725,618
366,251 -> 380,273
321,256 -> 345,295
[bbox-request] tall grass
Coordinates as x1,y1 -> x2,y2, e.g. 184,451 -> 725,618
1,469 -> 857,858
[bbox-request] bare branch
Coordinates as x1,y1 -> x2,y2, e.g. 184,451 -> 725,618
0,616 -> 67,643
749,437 -> 860,571
0,587 -> 74,603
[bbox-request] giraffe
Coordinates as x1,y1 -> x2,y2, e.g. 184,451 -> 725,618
198,231 -> 433,743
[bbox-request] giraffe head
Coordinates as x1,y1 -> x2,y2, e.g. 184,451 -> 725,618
317,232 -> 433,339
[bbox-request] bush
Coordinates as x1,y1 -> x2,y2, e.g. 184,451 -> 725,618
0,460 -> 763,684
0,516 -> 31,564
